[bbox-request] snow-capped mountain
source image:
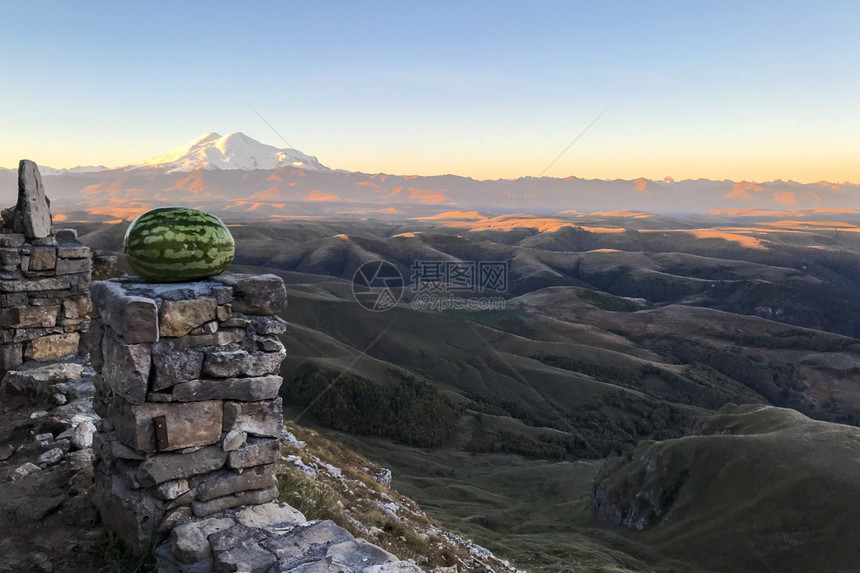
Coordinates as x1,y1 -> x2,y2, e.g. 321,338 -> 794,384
2,132 -> 329,175
140,132 -> 329,173
4,131 -> 860,221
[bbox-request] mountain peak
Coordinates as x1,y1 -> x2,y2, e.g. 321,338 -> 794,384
193,132 -> 223,145
141,131 -> 328,173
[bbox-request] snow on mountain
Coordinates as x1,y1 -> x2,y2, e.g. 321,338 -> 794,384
39,165 -> 110,175
1,165 -> 107,175
140,132 -> 329,173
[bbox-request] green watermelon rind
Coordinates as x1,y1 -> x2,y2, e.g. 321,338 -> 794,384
123,207 -> 235,282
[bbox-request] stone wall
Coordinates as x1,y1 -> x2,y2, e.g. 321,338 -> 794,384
89,273 -> 289,551
0,160 -> 92,375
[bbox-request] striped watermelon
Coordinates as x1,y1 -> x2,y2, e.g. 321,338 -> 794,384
123,207 -> 235,282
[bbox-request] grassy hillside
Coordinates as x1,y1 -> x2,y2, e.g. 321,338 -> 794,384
593,404 -> 860,572
67,214 -> 860,572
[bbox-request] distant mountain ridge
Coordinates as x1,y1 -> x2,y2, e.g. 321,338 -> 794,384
2,132 -> 859,218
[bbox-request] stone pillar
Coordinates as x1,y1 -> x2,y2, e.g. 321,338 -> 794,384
89,273 -> 288,551
0,160 -> 93,377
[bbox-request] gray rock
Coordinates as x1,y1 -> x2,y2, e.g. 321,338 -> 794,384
137,445 -> 228,487
227,437 -> 280,469
31,551 -> 52,572
210,524 -> 277,573
160,297 -> 218,337
152,341 -> 204,391
93,467 -> 166,552
171,376 -> 282,403
0,362 -> 84,395
92,431 -> 146,462
38,448 -> 64,465
223,398 -> 283,438
235,502 -> 306,528
55,257 -> 92,275
243,314 -> 288,336
212,285 -> 233,305
216,304 -> 232,322
374,468 -> 392,488
0,246 -> 20,268
220,317 -> 250,329
0,443 -> 14,461
122,280 -> 219,301
0,342 -> 23,371
167,489 -> 196,510
154,539 -> 213,573
57,245 -> 90,259
102,332 -> 151,404
156,478 -> 191,500
29,247 -> 57,271
255,336 -> 284,353
267,520 -> 353,561
35,432 -> 54,443
68,448 -> 94,471
201,350 -> 246,378
222,430 -> 247,452
11,462 -> 41,480
170,516 -> 235,563
72,419 -> 96,449
365,562 -> 426,573
90,281 -> 159,344
62,296 -> 93,320
214,274 -> 287,316
0,304 -> 59,328
112,399 -> 223,454
175,329 -> 245,349
203,350 -> 285,378
54,227 -> 78,241
159,505 -> 193,534
191,464 -> 277,502
0,233 -> 25,247
189,321 -> 218,335
0,276 -> 72,293
2,160 -> 52,239
190,485 -> 279,517
325,539 -> 397,569
23,332 -> 80,361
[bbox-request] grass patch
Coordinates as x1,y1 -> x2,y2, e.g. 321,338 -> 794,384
277,423 -> 463,569
88,533 -> 156,573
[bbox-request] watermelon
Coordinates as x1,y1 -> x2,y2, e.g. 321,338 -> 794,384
123,207 -> 235,282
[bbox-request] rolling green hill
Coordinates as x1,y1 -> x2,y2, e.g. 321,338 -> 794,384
68,214 -> 860,571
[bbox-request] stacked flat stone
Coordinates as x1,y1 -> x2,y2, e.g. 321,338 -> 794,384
90,273 -> 289,551
0,160 -> 92,373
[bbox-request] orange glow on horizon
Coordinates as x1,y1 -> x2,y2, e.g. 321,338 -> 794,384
408,187 -> 449,204
304,189 -> 339,202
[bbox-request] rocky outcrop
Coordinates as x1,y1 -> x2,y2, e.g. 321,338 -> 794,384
0,161 -> 92,374
0,362 -> 101,572
591,442 -> 690,530
156,502 -> 423,573
1,160 -> 52,239
90,274 -> 289,552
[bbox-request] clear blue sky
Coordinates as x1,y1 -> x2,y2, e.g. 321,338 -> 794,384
1,1 -> 858,182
